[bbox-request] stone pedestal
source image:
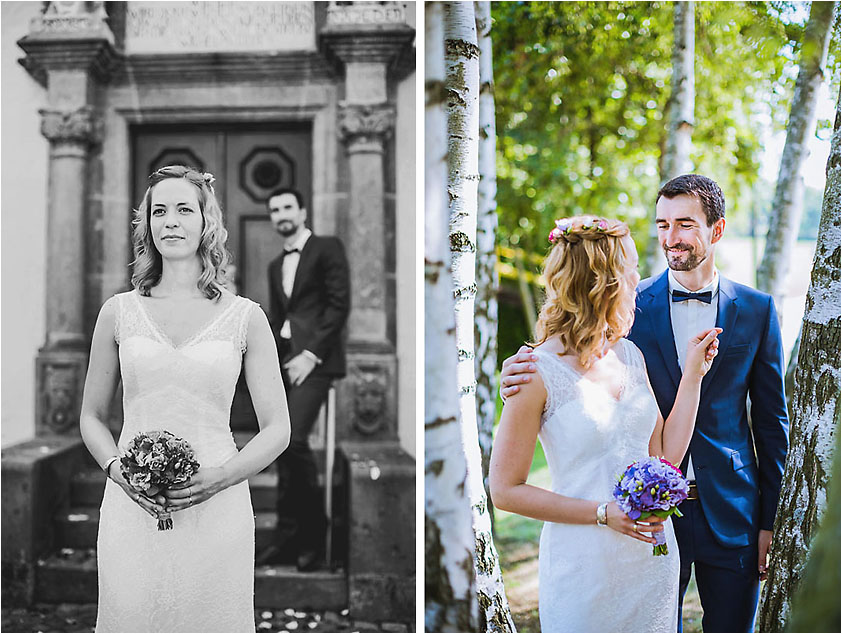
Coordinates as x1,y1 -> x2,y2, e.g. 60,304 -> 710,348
341,441 -> 415,622
1,437 -> 87,605
18,2 -> 115,437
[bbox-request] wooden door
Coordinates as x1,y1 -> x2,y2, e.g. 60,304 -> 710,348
133,124 -> 313,432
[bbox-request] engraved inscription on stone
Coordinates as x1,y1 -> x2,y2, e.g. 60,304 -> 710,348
125,2 -> 316,54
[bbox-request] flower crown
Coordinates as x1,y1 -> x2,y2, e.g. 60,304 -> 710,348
201,172 -> 216,186
548,217 -> 610,243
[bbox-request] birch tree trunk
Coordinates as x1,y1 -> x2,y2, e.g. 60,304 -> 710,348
645,0 -> 695,276
425,3 -> 477,630
473,0 -> 498,532
784,445 -> 841,633
445,3 -> 516,631
759,97 -> 841,633
756,0 -> 836,313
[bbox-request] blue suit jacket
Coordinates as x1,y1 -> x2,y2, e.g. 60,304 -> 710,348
627,271 -> 789,548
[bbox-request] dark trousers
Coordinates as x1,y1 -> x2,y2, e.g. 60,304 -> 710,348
675,498 -> 760,633
274,367 -> 331,553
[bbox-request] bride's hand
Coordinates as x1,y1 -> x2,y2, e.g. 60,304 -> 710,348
107,462 -> 167,519
162,467 -> 227,512
605,502 -> 665,544
684,327 -> 722,380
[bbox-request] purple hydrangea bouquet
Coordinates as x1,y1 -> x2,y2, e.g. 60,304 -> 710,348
120,430 -> 200,531
613,456 -> 690,555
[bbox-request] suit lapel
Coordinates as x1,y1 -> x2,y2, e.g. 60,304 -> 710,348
289,235 -> 316,304
641,271 -> 682,389
700,276 -> 738,398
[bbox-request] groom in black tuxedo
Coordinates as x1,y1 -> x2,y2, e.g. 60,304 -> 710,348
259,187 -> 350,571
500,175 -> 789,632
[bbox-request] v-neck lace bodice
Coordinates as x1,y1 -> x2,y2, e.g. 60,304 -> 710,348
131,290 -> 241,350
112,289 -> 257,466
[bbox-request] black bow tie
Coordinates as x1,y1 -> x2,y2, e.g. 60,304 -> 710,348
672,289 -> 713,304
282,247 -> 300,256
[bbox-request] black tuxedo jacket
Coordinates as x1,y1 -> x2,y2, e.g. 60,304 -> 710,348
267,234 -> 350,378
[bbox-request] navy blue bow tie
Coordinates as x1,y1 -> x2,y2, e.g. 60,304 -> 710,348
672,289 -> 713,304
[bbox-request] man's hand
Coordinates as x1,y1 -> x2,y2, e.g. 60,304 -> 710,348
758,529 -> 773,580
500,345 -> 539,399
283,352 -> 318,386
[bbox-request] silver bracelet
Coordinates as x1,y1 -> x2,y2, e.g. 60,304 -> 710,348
102,456 -> 119,479
596,502 -> 608,526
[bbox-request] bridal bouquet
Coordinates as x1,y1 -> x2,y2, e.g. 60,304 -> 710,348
120,430 -> 200,531
613,457 -> 689,556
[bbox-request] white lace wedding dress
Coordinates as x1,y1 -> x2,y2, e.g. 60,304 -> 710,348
535,338 -> 679,633
96,290 -> 258,633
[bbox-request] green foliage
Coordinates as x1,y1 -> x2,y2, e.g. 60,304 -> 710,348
492,1 -> 807,259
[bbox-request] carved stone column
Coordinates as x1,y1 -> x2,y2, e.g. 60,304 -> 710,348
321,1 -> 413,443
319,3 -> 415,621
18,2 -> 115,436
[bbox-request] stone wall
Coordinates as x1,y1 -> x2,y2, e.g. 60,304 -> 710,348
0,2 -> 49,447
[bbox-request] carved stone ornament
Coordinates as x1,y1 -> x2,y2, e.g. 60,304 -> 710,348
338,105 -> 395,150
40,107 -> 100,145
29,1 -> 114,41
352,367 -> 388,435
42,364 -> 80,434
326,2 -> 407,27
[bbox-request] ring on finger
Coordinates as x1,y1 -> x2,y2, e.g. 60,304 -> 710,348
632,524 -> 638,533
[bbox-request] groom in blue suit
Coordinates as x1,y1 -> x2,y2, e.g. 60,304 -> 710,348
628,174 -> 789,632
500,174 -> 789,632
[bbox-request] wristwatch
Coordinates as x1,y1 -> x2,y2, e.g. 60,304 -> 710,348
596,502 -> 608,526
102,456 -> 119,479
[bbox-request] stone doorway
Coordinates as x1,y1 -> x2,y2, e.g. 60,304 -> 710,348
132,123 -> 313,433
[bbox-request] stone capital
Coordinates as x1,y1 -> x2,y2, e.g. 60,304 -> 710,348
39,107 -> 101,146
338,104 -> 395,153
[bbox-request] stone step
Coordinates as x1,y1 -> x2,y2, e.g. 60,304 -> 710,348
35,553 -> 347,610
56,508 -> 280,552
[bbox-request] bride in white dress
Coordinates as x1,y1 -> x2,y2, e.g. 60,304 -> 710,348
79,165 -> 290,633
489,217 -> 720,633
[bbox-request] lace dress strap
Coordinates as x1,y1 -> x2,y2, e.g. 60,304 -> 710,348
235,297 -> 259,353
618,338 -> 648,390
194,295 -> 259,353
110,291 -> 145,345
533,348 -> 581,424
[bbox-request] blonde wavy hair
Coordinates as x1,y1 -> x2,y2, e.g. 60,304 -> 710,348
130,165 -> 231,301
532,216 -> 636,368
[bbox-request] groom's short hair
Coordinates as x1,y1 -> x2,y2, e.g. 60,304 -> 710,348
656,174 -> 725,226
266,187 -> 306,210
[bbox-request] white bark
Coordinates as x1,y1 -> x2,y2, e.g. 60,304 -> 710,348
756,0 -> 836,313
646,0 -> 695,276
425,3 -> 477,631
759,97 -> 840,632
474,0 -> 498,529
445,3 -> 516,631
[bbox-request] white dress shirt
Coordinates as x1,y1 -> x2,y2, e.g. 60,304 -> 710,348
279,229 -> 311,340
668,269 -> 719,481
278,229 -> 321,365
